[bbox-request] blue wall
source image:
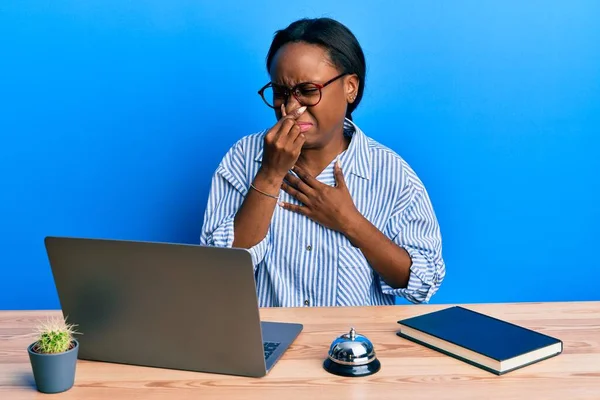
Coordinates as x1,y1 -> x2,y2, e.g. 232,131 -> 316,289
1,1 -> 599,310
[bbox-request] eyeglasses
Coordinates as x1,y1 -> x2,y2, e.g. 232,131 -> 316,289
257,73 -> 347,109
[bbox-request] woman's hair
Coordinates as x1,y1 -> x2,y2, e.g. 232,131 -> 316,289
266,18 -> 366,120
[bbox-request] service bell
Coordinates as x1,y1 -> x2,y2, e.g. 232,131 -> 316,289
323,327 -> 381,377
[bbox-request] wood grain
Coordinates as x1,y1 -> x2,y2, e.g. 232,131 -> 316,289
1,302 -> 599,399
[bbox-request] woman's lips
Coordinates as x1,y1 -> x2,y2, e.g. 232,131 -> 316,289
297,122 -> 313,132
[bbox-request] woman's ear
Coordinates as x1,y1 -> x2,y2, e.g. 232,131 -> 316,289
345,74 -> 360,103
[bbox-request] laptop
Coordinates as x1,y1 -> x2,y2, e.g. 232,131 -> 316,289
44,236 -> 303,378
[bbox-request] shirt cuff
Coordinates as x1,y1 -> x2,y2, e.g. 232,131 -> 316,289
380,246 -> 444,304
207,215 -> 270,267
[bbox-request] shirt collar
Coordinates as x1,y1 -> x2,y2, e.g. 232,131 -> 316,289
254,118 -> 371,180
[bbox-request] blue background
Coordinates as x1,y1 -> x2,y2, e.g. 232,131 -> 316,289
1,1 -> 599,310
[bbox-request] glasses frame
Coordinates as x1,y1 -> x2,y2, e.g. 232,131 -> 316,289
257,73 -> 347,109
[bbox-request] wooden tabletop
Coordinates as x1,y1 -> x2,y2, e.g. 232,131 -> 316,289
1,301 -> 599,399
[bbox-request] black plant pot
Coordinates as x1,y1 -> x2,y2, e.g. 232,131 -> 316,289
27,339 -> 79,394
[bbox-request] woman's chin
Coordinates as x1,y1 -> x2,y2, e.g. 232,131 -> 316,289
301,139 -> 319,150
300,129 -> 320,149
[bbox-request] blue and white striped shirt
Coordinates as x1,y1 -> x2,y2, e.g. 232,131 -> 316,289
200,119 -> 445,307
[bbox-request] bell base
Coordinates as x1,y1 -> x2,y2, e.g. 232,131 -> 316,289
323,358 -> 381,377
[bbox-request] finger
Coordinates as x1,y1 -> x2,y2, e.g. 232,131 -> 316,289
334,159 -> 347,189
274,118 -> 298,145
268,106 -> 306,141
291,164 -> 321,189
281,181 -> 310,205
294,132 -> 306,146
290,132 -> 306,158
286,124 -> 306,152
285,172 -> 315,196
276,105 -> 307,139
286,105 -> 307,119
278,201 -> 308,216
286,123 -> 302,144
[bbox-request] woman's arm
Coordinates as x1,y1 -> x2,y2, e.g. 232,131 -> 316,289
204,105 -> 308,252
233,106 -> 308,248
280,161 -> 445,303
343,215 -> 412,289
344,187 -> 444,299
231,167 -> 283,249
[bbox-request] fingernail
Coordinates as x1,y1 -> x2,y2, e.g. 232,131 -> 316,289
278,201 -> 285,207
296,106 -> 307,115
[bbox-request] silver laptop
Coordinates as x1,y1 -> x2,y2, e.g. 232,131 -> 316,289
44,236 -> 303,378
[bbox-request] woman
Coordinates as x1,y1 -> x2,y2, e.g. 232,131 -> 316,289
200,17 -> 445,307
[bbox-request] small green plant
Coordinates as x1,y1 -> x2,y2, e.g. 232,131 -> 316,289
33,316 -> 79,354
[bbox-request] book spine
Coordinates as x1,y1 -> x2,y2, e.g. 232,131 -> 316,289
396,331 -> 502,375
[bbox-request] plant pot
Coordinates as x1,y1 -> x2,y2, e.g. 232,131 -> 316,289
27,339 -> 79,394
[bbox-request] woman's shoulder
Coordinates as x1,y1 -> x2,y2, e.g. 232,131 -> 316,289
357,130 -> 425,190
219,130 -> 268,162
360,132 -> 410,171
349,120 -> 404,164
365,136 -> 403,160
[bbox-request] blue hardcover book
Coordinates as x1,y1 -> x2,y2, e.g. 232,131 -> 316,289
396,306 -> 563,375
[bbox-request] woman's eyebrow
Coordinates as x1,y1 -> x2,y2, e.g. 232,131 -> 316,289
272,79 -> 294,87
272,77 -> 313,87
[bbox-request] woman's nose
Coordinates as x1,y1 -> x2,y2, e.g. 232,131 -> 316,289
284,95 -> 302,113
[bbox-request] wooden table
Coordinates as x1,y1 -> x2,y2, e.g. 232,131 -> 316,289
1,302 -> 599,399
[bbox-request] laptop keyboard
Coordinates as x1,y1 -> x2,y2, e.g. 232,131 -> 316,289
263,341 -> 281,360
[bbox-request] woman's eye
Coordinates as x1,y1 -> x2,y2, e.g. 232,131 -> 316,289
298,86 -> 319,96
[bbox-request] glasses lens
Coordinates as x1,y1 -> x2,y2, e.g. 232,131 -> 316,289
294,83 -> 321,106
261,85 -> 287,108
261,83 -> 322,108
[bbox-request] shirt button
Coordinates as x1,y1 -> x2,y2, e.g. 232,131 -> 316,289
306,245 -> 312,251
304,299 -> 309,306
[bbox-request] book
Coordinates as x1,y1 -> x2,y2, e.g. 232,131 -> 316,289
396,306 -> 563,375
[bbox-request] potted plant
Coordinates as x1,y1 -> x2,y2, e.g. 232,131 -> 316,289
27,316 -> 80,394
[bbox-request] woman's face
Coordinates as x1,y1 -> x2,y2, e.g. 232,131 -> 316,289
269,42 -> 359,150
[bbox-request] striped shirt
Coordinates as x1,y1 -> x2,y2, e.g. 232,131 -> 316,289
200,119 -> 445,307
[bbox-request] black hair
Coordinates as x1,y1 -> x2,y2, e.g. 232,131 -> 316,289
266,18 -> 366,120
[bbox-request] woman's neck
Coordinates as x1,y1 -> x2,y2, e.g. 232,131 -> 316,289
296,129 -> 350,178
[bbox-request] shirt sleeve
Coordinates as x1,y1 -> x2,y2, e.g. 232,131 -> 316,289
199,143 -> 271,268
381,176 -> 446,304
